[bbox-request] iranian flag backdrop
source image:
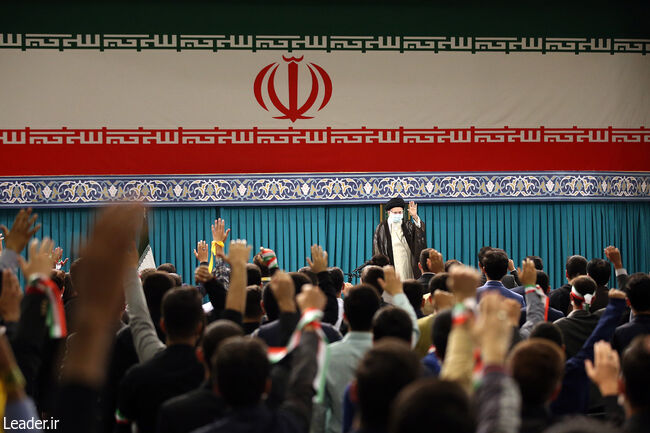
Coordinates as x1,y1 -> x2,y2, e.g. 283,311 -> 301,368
1,1 -> 649,206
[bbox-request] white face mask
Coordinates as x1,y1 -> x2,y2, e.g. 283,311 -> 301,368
388,213 -> 403,224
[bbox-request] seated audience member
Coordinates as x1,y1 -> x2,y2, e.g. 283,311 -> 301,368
157,320 -> 243,433
477,249 -> 524,307
360,265 -> 385,303
518,271 -> 565,327
195,285 -> 326,433
587,258 -> 612,311
311,284 -> 381,433
611,273 -> 650,355
550,255 -> 588,316
554,275 -> 600,359
507,339 -> 565,433
350,339 -> 421,433
115,287 -> 206,433
402,280 -> 424,319
243,286 -> 264,335
256,248 -> 342,346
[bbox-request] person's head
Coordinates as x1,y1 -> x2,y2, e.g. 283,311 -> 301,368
536,270 -> 550,294
370,254 -> 390,267
419,248 -> 433,273
385,197 -> 406,225
621,335 -> 650,413
168,273 -> 183,287
253,253 -> 270,277
246,263 -> 262,287
157,263 -> 177,274
200,320 -> 244,374
431,309 -> 452,361
507,338 -> 565,406
262,272 -> 311,322
297,267 -> 318,285
160,287 -> 205,344
570,275 -> 597,311
50,269 -> 65,291
587,258 -> 611,287
389,378 -> 474,433
244,286 -> 264,321
565,255 -> 588,280
529,322 -> 565,350
525,256 -> 544,270
428,272 -> 450,296
142,271 -> 176,326
139,267 -> 156,283
344,284 -> 381,331
212,337 -> 270,407
328,267 -> 345,295
626,273 -> 650,313
354,339 -> 420,430
402,280 -> 423,314
477,246 -> 493,265
372,306 -> 412,344
444,259 -> 461,273
481,249 -> 509,280
361,265 -> 385,297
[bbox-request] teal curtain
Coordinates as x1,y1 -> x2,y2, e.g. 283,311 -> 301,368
419,202 -> 650,289
1,202 -> 648,289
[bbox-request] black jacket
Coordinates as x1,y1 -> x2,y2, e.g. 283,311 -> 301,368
373,219 -> 426,279
157,382 -> 224,433
554,309 -> 604,359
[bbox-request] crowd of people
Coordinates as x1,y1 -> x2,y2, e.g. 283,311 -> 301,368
0,204 -> 648,433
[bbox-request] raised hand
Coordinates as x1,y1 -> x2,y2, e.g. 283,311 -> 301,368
427,249 -> 444,274
271,270 -> 297,313
508,259 -> 516,272
408,201 -> 418,220
194,265 -> 212,284
211,218 -> 231,245
604,246 -> 623,269
608,289 -> 626,300
0,208 -> 41,254
585,341 -> 620,396
227,240 -> 252,266
432,289 -> 454,312
306,244 -> 328,274
503,298 -> 522,327
0,269 -> 23,322
18,238 -> 55,279
296,284 -> 327,312
473,293 -> 512,365
448,265 -> 480,301
378,265 -> 403,296
52,246 -> 69,268
194,240 -> 209,263
518,259 -> 537,287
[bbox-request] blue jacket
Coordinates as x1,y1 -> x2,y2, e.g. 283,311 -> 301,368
477,280 -> 525,307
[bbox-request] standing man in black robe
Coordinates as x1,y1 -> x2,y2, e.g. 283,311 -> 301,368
373,196 -> 426,281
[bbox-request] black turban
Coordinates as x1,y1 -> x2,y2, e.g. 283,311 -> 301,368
385,196 -> 406,211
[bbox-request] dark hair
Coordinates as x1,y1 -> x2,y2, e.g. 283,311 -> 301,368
157,263 -> 177,274
389,378 -> 474,433
536,270 -> 550,293
246,263 -> 262,287
419,248 -> 433,273
372,307 -> 412,344
428,272 -> 450,296
356,339 -> 420,430
482,249 -> 509,280
161,287 -> 205,340
344,285 -> 381,331
622,335 -> 650,410
587,258 -> 611,286
530,322 -> 565,349
477,246 -> 493,264
262,272 -> 311,322
328,267 -> 344,294
202,320 -> 244,373
245,286 -> 263,319
143,271 -> 176,325
297,267 -> 319,285
626,273 -> 650,312
361,265 -> 384,297
370,254 -> 390,267
169,273 -> 183,287
62,272 -> 74,303
432,309 -> 452,361
139,267 -> 156,283
444,259 -> 461,273
214,337 -> 270,407
566,255 -> 588,279
402,280 -> 423,314
507,338 -> 565,405
571,275 -> 597,298
50,269 -> 65,291
69,258 -> 83,293
525,256 -> 544,270
253,253 -> 270,277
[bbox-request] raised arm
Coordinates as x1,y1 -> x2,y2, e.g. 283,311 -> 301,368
519,259 -> 545,339
0,208 -> 41,271
307,244 -> 338,325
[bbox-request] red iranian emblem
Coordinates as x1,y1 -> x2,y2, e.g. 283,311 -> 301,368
254,56 -> 332,122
